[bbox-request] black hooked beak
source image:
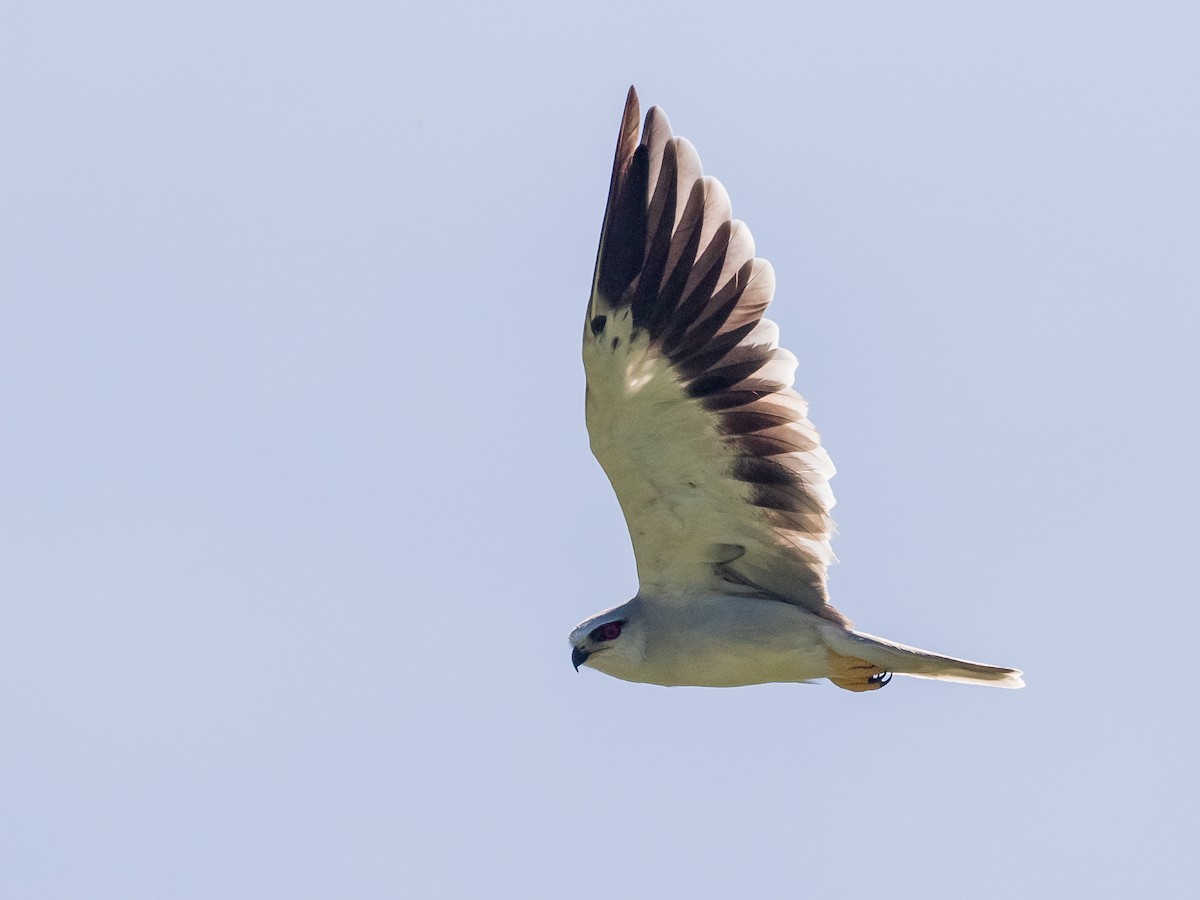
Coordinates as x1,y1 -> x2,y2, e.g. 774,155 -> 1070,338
571,646 -> 590,672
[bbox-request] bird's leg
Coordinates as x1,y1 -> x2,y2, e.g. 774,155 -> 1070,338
828,653 -> 892,692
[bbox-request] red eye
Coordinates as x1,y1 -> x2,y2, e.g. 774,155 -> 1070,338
591,621 -> 623,642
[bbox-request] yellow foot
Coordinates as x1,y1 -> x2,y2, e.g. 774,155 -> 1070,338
829,655 -> 893,692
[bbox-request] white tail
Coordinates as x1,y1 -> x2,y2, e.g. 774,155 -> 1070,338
821,626 -> 1025,689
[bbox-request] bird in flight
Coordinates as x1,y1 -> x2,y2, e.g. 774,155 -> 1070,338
569,87 -> 1023,692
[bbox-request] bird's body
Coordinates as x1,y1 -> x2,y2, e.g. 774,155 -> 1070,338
569,88 -> 1022,692
576,594 -> 830,688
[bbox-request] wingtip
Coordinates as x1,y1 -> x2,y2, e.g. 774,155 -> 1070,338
621,85 -> 639,127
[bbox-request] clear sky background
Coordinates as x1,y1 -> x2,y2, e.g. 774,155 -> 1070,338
3,2 -> 1198,898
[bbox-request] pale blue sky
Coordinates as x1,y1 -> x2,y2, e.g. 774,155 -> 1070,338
3,2 -> 1198,897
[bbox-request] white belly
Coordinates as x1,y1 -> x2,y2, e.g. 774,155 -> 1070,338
599,594 -> 834,688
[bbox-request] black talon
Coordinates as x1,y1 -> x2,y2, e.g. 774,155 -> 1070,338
869,671 -> 893,687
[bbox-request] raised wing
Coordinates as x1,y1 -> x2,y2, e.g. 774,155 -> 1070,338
584,87 -> 849,626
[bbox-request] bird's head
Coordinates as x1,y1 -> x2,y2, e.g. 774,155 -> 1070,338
568,602 -> 645,679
